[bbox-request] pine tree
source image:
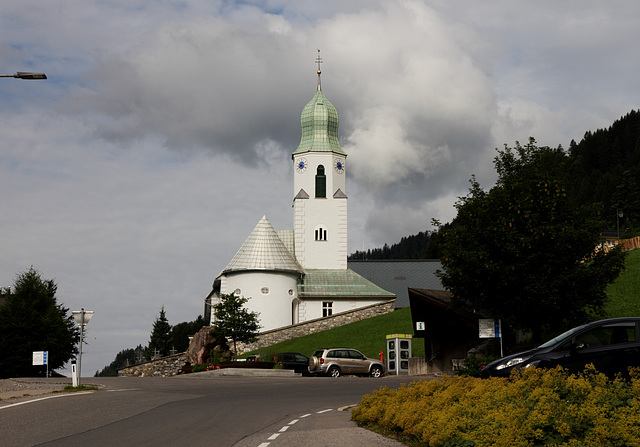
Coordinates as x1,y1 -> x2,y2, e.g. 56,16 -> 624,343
147,306 -> 172,358
0,267 -> 79,377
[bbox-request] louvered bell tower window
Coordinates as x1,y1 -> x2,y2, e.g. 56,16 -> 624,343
315,227 -> 327,241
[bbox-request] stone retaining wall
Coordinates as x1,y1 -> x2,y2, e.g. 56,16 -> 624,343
236,299 -> 396,354
118,353 -> 188,377
118,299 -> 395,376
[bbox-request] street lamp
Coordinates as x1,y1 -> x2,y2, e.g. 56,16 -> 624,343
72,308 -> 94,386
617,209 -> 624,240
0,72 -> 47,80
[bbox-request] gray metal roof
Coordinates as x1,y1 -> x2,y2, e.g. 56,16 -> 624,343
222,216 -> 304,275
298,269 -> 396,298
347,260 -> 444,308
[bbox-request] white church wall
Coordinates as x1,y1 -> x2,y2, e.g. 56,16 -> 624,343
222,271 -> 300,332
302,297 -> 388,321
293,192 -> 347,270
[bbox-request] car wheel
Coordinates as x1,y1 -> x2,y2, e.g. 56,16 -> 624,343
308,356 -> 319,371
370,366 -> 383,378
328,366 -> 341,378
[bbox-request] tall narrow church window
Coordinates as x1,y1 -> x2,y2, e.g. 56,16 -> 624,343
315,165 -> 326,198
315,227 -> 327,241
323,301 -> 333,317
292,298 -> 299,325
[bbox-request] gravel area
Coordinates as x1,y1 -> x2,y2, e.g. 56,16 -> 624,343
0,378 -> 70,394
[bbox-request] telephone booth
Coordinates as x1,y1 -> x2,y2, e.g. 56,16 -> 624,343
386,334 -> 412,375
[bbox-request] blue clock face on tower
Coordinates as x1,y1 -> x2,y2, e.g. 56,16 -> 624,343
334,158 -> 345,173
296,158 -> 307,173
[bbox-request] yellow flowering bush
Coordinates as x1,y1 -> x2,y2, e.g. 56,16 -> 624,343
351,366 -> 640,447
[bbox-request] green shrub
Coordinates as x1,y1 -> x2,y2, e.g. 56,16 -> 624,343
457,355 -> 498,377
192,363 -> 208,373
352,365 -> 640,447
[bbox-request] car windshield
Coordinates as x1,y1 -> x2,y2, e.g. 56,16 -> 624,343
537,323 -> 589,349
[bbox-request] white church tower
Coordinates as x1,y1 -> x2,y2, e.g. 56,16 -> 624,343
292,52 -> 347,270
206,53 -> 395,333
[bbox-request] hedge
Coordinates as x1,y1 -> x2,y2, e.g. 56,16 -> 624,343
352,365 -> 640,447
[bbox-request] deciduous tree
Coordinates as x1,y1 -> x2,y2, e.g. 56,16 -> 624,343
437,139 -> 626,340
169,315 -> 205,353
210,294 -> 260,359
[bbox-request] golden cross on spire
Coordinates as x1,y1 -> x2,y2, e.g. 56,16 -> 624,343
316,49 -> 323,91
315,49 -> 323,74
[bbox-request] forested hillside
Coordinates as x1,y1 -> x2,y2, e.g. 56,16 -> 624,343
347,230 -> 442,260
351,110 -> 640,259
567,110 -> 640,229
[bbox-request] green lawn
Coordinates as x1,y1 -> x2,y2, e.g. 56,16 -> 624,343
247,249 -> 639,359
245,306 -> 425,360
605,249 -> 640,317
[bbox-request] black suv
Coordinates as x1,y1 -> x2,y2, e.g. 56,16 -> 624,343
275,352 -> 309,374
481,317 -> 640,378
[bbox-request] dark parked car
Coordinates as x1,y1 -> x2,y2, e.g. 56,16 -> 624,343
275,352 -> 309,374
481,317 -> 640,378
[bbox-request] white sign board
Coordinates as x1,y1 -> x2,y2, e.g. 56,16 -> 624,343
32,351 -> 48,366
479,319 -> 501,338
416,321 -> 425,331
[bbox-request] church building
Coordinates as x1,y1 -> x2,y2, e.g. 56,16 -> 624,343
205,56 -> 395,332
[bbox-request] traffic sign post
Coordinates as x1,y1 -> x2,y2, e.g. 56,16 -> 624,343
479,319 -> 503,357
32,350 -> 49,377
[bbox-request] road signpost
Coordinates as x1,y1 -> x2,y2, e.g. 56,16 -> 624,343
33,350 -> 49,377
479,318 -> 503,357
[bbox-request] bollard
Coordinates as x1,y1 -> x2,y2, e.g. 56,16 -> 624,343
71,361 -> 78,387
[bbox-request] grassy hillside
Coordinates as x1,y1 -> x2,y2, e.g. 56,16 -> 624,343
246,250 -> 639,360
245,306 -> 425,360
605,249 -> 640,317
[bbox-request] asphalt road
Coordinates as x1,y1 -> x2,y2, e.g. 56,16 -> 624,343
0,374 -> 429,446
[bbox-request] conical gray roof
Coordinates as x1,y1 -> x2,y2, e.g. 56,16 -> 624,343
222,216 -> 303,274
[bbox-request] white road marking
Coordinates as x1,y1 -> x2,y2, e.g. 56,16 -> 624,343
0,392 -> 94,410
257,407 -> 340,446
105,388 -> 141,392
